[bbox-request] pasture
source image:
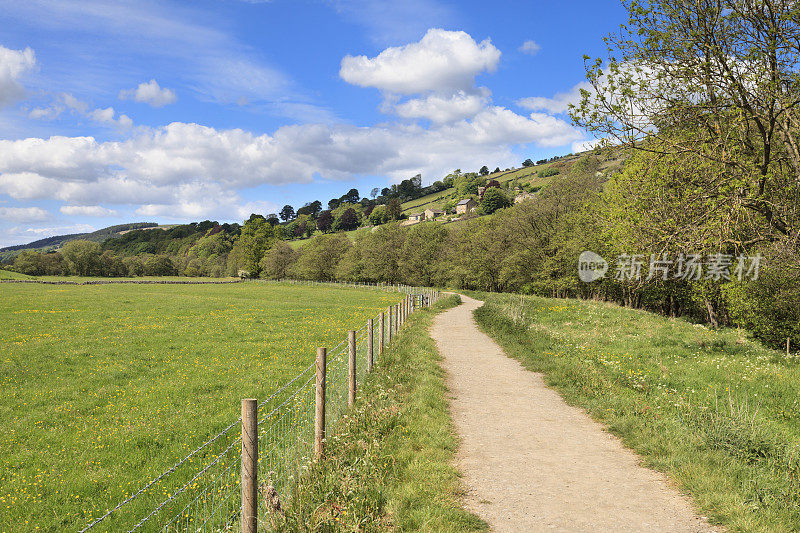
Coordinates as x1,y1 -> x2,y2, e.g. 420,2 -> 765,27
0,281 -> 401,531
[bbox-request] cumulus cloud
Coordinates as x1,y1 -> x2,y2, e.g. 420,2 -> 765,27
0,206 -> 49,222
0,112 -> 580,211
519,40 -> 540,55
119,79 -> 177,107
0,45 -> 36,108
394,90 -> 489,123
518,81 -> 590,114
88,106 -> 133,128
135,186 -> 280,222
59,205 -> 117,217
340,28 -> 500,95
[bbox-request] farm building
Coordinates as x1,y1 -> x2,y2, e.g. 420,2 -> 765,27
424,208 -> 444,219
408,212 -> 424,222
456,198 -> 477,214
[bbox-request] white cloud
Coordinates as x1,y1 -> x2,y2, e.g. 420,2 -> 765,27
0,45 -> 36,108
119,79 -> 177,107
59,205 -> 117,216
340,28 -> 500,95
0,110 -> 580,210
0,206 -> 49,222
572,138 -> 603,153
88,106 -> 133,128
62,93 -> 88,112
29,106 -> 64,120
519,40 -> 540,55
518,81 -> 590,114
394,90 -> 488,123
29,94 -> 133,128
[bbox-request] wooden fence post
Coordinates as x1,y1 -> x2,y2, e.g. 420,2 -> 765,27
241,399 -> 258,533
314,347 -> 326,458
367,318 -> 374,372
379,312 -> 385,355
348,330 -> 356,407
387,306 -> 392,344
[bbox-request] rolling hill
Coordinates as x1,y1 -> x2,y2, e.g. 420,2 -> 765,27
0,222 -> 161,262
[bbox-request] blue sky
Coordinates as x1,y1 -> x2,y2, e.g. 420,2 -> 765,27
0,0 -> 627,247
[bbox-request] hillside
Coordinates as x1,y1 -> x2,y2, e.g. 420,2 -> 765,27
0,222 -> 160,261
399,151 -> 618,215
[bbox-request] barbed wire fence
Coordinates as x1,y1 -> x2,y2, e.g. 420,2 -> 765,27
78,280 -> 440,532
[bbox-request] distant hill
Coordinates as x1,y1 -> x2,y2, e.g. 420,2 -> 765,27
0,222 -> 159,261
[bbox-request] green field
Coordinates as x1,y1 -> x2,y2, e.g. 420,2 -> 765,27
0,282 -> 402,531
474,292 -> 800,531
0,269 -> 32,280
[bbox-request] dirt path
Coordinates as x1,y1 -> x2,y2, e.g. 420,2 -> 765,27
430,295 -> 719,533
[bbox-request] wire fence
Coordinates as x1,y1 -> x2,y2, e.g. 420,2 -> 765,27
78,280 -> 439,532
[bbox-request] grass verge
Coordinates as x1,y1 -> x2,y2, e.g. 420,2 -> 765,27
470,292 -> 800,532
272,294 -> 487,532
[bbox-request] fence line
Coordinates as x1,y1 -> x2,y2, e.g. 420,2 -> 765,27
79,281 -> 440,532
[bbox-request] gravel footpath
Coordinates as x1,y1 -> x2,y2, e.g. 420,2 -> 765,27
430,294 -> 719,533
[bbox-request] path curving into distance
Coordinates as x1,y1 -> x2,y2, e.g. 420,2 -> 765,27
430,295 -> 719,533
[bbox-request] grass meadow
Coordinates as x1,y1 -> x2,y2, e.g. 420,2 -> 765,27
0,281 -> 401,532
473,292 -> 800,532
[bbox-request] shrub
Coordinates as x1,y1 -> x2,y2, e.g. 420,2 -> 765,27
538,167 -> 560,177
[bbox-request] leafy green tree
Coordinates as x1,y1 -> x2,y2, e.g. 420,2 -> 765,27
333,207 -> 360,232
342,188 -> 360,204
335,237 -> 367,281
290,234 -> 350,281
522,159 -> 534,167
360,224 -> 405,282
481,187 -> 512,214
13,250 -> 45,275
61,240 -> 102,276
316,210 -> 334,233
399,224 -> 448,286
386,199 -> 402,221
279,205 -> 295,221
123,256 -> 145,276
369,205 -> 386,225
229,217 -> 278,276
144,255 -> 177,276
572,0 -> 800,242
259,241 -> 298,279
479,166 -> 489,176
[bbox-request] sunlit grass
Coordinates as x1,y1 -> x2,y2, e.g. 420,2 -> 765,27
0,282 -> 401,531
